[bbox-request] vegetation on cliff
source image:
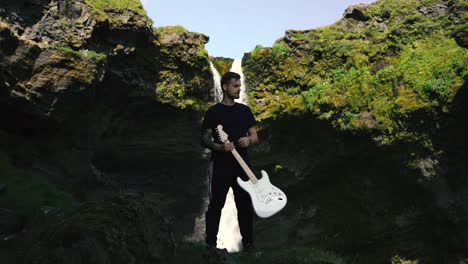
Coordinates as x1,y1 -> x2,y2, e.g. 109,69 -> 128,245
85,0 -> 151,26
0,155 -> 78,262
243,0 -> 467,145
0,157 -> 77,220
242,1 -> 467,262
153,25 -> 212,111
209,56 -> 234,75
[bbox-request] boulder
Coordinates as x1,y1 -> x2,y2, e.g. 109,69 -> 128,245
344,4 -> 370,22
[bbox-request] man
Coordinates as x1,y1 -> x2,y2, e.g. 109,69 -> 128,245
201,71 -> 259,253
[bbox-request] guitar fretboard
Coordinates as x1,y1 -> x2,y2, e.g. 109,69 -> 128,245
230,149 -> 258,184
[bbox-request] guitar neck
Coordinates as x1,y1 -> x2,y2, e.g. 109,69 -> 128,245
230,149 -> 258,184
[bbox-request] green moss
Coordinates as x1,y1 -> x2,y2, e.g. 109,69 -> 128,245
196,46 -> 208,57
154,25 -> 189,36
272,41 -> 292,57
53,46 -> 107,85
0,157 -> 78,219
243,0 -> 468,144
0,156 -> 79,262
391,255 -> 420,264
251,45 -> 264,58
153,27 -> 212,111
84,0 -> 150,25
55,46 -> 107,63
209,56 -> 234,75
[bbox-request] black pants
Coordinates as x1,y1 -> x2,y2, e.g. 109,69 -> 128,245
205,157 -> 254,247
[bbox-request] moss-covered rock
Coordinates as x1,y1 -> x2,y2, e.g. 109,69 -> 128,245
1,31 -> 106,123
209,56 -> 234,75
1,3 -> 213,263
241,0 -> 467,262
0,0 -> 50,36
0,154 -> 78,263
153,25 -> 212,111
243,0 -> 467,147
84,0 -> 150,25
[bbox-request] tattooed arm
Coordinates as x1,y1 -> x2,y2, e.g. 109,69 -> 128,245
201,128 -> 235,152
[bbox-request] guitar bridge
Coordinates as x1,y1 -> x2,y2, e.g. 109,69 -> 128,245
264,197 -> 273,204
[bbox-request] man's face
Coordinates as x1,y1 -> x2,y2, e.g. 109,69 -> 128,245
223,78 -> 241,99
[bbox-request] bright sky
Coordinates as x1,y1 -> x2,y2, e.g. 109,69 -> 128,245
141,0 -> 377,59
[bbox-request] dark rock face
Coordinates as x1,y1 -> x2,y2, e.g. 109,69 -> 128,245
251,117 -> 461,262
27,192 -> 175,264
22,0 -> 96,47
0,1 -> 212,263
447,0 -> 468,48
0,208 -> 23,237
10,0 -> 155,50
452,25 -> 468,48
433,80 -> 468,252
448,1 -> 467,48
0,0 -> 51,36
242,0 -> 467,262
0,22 -> 42,91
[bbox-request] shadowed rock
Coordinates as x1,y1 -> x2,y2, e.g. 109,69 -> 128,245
27,192 -> 175,264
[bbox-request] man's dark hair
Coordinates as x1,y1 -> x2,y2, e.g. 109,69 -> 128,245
221,71 -> 241,87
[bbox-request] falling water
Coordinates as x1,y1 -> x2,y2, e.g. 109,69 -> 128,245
209,62 -> 223,102
230,59 -> 248,105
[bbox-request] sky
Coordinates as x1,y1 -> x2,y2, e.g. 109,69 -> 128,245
141,0 -> 377,59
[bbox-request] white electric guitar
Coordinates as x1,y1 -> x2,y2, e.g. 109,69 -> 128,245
215,125 -> 287,218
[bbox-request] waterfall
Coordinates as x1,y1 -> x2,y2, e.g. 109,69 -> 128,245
230,59 -> 248,105
209,62 -> 223,103
216,185 -> 242,252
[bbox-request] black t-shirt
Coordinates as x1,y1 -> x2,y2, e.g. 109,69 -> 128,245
202,102 -> 257,161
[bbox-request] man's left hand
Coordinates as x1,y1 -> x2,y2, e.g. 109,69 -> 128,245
238,137 -> 251,148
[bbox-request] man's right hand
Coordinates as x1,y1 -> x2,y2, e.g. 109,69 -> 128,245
201,128 -> 235,152
214,142 -> 235,152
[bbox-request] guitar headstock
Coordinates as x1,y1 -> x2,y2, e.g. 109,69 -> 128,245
215,125 -> 229,143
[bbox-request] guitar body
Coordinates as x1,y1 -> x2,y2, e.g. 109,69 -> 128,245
215,124 -> 287,218
237,170 -> 287,218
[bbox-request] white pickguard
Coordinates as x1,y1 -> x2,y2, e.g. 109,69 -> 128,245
237,170 -> 287,218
